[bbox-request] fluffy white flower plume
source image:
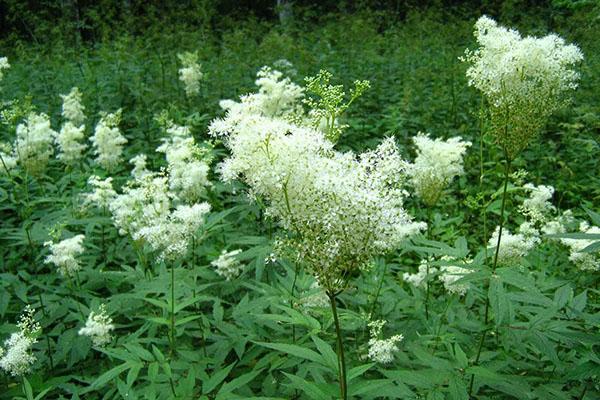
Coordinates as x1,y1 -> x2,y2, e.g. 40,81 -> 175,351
488,225 -> 539,265
130,154 -> 150,180
560,222 -> 600,271
367,320 -> 403,364
15,112 -> 56,174
462,16 -> 583,157
60,87 -> 85,127
79,304 -> 114,347
134,202 -> 211,262
212,68 -> 424,291
519,183 -> 556,224
44,234 -> 86,276
0,306 -> 40,377
0,57 -> 9,82
157,124 -> 210,203
90,110 -> 127,170
406,133 -> 471,206
211,249 -> 243,280
178,52 -> 203,97
56,122 -> 86,165
83,175 -> 117,209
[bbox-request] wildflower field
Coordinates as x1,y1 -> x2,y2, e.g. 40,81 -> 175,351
0,2 -> 599,399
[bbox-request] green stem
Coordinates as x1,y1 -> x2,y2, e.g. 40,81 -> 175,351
328,292 -> 347,400
37,292 -> 54,369
468,155 -> 512,397
170,263 -> 176,356
291,263 -> 299,344
368,262 -> 388,318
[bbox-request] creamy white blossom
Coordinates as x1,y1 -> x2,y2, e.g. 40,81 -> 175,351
130,154 -> 150,180
0,306 -> 40,377
438,257 -> 471,296
55,122 -> 86,164
542,209 -> 575,235
519,183 -> 555,224
44,234 -> 86,276
211,249 -> 243,280
406,133 -> 471,205
488,225 -> 540,265
560,222 -> 600,271
403,260 -> 436,288
15,112 -> 56,174
178,52 -> 203,97
462,16 -> 583,158
79,304 -> 114,347
60,87 -> 85,127
83,175 -> 117,209
157,124 -> 210,202
90,110 -> 127,170
367,320 -> 403,364
212,69 -> 424,290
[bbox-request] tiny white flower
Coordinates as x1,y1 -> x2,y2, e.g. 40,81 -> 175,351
79,304 -> 114,347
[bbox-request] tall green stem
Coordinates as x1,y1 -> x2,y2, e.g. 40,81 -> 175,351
468,155 -> 511,397
328,292 -> 347,400
170,263 -> 176,356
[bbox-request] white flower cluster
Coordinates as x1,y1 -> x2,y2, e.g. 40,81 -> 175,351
90,110 -> 127,170
178,52 -> 203,97
211,249 -> 243,280
519,183 -> 556,224
60,87 -> 86,127
157,123 -> 210,203
0,57 -> 9,82
0,306 -> 40,377
402,260 -> 430,288
367,320 -> 403,364
15,112 -> 56,174
403,258 -> 471,295
135,202 -> 210,262
55,122 -> 86,165
83,175 -> 117,209
44,234 -> 86,276
488,225 -> 540,266
79,304 -> 114,347
560,222 -> 600,271
462,16 -> 583,157
406,133 -> 471,206
438,257 -> 471,296
211,72 -> 424,290
130,154 -> 150,180
541,209 -> 574,235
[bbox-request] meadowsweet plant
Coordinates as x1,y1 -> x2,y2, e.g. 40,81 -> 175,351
90,109 -> 127,170
44,234 -> 86,276
60,87 -> 85,127
462,16 -> 583,159
0,306 -> 40,377
406,133 -> 471,206
178,51 -> 203,97
212,67 -> 424,399
519,183 -> 556,224
14,112 -> 56,174
0,142 -> 17,174
78,304 -> 115,347
438,257 -> 471,296
83,175 -> 117,209
211,249 -> 243,280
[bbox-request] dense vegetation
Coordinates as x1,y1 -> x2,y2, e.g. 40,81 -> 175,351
0,2 -> 598,399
